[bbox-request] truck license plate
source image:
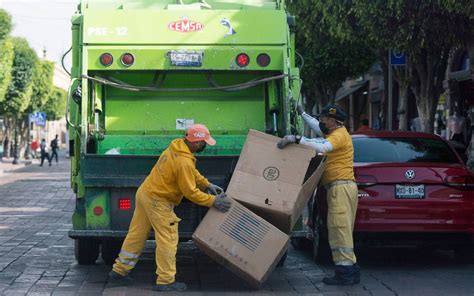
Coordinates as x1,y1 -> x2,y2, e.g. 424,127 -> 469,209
169,50 -> 203,67
395,184 -> 425,199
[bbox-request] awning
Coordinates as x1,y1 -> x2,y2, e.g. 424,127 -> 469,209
335,81 -> 368,102
448,69 -> 472,82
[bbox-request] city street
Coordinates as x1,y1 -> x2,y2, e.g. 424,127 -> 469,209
0,154 -> 473,296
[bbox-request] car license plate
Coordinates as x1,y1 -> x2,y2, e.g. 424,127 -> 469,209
169,50 -> 203,67
395,184 -> 425,199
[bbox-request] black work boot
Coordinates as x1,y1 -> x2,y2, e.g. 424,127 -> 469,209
108,270 -> 134,286
322,265 -> 359,286
153,281 -> 187,291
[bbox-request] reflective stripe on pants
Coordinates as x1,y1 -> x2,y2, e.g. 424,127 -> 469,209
112,186 -> 181,284
326,181 -> 358,265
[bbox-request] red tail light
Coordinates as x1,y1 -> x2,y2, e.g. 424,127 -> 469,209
118,198 -> 131,210
100,53 -> 113,66
120,53 -> 134,67
236,53 -> 249,67
93,206 -> 103,216
445,175 -> 473,188
257,53 -> 271,67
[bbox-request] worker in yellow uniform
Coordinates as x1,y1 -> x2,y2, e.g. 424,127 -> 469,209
277,104 -> 360,286
108,124 -> 232,291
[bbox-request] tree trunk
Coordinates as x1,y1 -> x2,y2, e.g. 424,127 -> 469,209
2,116 -> 13,158
397,85 -> 409,131
410,49 -> 449,134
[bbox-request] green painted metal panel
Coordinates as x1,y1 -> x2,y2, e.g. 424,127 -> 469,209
87,46 -> 284,70
99,72 -> 267,135
85,189 -> 110,229
81,0 -> 280,10
83,10 -> 287,45
97,134 -> 246,155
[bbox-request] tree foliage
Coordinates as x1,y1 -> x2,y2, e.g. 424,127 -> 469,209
314,0 -> 473,132
29,60 -> 54,111
0,37 -> 14,102
1,37 -> 38,115
43,87 -> 67,121
0,9 -> 12,42
0,9 -> 13,102
287,1 -> 376,111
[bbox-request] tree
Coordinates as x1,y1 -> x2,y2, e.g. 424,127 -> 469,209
287,1 -> 376,113
0,9 -> 11,42
1,37 -> 38,115
315,0 -> 473,133
0,9 -> 13,102
0,37 -> 38,158
43,87 -> 67,121
29,60 -> 54,111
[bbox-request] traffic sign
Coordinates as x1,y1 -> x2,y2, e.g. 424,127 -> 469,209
390,50 -> 406,66
33,112 -> 46,126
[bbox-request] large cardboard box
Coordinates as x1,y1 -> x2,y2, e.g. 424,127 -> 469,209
192,200 -> 289,289
226,130 -> 326,233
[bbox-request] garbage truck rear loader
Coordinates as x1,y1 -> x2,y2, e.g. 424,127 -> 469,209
67,0 -> 304,265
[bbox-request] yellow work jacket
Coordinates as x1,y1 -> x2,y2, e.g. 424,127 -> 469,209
321,127 -> 355,185
140,139 -> 215,207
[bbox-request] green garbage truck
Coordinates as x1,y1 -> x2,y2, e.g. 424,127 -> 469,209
67,0 -> 306,265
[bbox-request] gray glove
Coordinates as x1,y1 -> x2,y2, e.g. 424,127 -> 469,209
212,193 -> 232,212
277,135 -> 296,149
206,183 -> 224,195
296,104 -> 304,115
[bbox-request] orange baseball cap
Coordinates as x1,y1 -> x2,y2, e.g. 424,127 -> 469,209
185,124 -> 216,146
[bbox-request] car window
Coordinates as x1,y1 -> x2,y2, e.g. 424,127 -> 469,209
353,137 -> 459,163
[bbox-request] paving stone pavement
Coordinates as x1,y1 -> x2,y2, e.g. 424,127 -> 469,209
0,153 -> 473,295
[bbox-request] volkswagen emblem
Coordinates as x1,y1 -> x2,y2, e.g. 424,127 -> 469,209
405,169 -> 415,180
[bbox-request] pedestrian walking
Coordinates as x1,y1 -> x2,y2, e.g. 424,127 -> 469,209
49,134 -> 59,164
277,104 -> 360,286
108,124 -> 232,291
39,139 -> 51,167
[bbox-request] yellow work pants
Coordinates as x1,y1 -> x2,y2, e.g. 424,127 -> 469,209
112,186 -> 181,284
326,181 -> 358,266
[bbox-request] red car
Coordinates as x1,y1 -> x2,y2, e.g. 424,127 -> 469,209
308,131 -> 474,261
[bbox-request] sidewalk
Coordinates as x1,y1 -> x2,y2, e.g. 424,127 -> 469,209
0,157 -> 35,175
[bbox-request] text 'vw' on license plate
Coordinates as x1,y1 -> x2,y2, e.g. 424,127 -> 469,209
169,51 -> 203,67
395,184 -> 425,199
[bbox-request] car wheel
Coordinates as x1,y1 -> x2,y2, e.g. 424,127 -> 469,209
454,246 -> 474,263
75,238 -> 100,265
101,240 -> 122,265
312,215 -> 331,263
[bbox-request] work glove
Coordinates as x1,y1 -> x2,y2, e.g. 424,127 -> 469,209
277,135 -> 296,149
296,104 -> 304,115
206,183 -> 224,195
212,193 -> 232,213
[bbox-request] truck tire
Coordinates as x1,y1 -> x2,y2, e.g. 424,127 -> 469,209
276,251 -> 288,267
101,240 -> 122,265
75,238 -> 100,265
290,237 -> 311,250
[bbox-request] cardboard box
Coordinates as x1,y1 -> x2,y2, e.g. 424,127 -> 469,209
192,200 -> 289,288
226,130 -> 326,233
